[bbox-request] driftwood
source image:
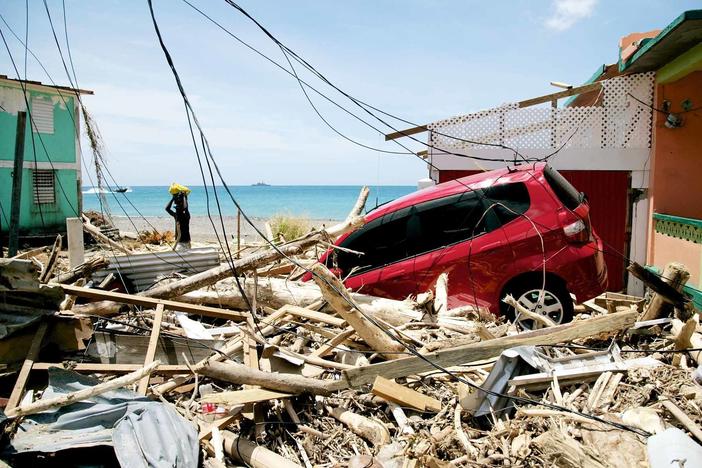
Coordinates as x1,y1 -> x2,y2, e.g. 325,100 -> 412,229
52,255 -> 109,284
81,214 -> 131,255
326,405 -> 391,446
222,430 -> 303,468
199,361 -> 334,396
310,263 -> 405,358
5,360 -> 161,418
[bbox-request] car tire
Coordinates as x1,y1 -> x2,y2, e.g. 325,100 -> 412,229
500,278 -> 574,329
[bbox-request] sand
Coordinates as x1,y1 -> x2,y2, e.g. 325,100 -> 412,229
110,215 -> 341,243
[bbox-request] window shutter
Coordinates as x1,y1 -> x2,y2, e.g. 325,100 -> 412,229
33,170 -> 56,204
31,96 -> 54,134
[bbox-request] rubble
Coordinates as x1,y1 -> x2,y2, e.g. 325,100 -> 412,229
1,188 -> 702,467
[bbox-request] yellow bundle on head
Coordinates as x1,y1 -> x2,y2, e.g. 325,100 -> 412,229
169,183 -> 191,196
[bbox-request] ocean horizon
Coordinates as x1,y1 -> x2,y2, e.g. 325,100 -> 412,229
82,185 -> 417,220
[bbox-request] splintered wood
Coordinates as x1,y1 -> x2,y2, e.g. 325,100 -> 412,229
3,188 -> 702,467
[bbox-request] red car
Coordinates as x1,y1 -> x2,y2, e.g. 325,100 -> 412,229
307,163 -> 607,325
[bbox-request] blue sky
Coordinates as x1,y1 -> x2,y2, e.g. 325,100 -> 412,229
0,0 -> 697,186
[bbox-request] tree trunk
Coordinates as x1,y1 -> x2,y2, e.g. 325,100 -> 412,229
199,361 -> 334,396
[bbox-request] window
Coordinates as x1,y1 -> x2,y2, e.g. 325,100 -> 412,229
482,182 -> 531,225
32,170 -> 56,204
543,165 -> 582,210
335,207 -> 412,274
407,191 -> 490,257
31,96 -> 54,134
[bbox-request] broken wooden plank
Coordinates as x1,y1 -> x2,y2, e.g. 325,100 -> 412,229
310,327 -> 356,358
138,303 -> 164,395
32,363 -> 189,373
201,389 -> 292,405
6,360 -> 161,418
38,235 -> 61,283
5,321 -> 49,412
61,284 -> 247,320
310,263 -> 404,358
372,376 -> 441,412
327,309 -> 638,390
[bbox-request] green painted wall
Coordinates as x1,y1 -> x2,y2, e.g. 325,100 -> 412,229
0,81 -> 81,235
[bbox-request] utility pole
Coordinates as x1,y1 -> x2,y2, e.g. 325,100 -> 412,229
9,111 -> 27,257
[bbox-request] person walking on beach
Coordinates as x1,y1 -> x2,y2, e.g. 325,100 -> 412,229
166,184 -> 191,251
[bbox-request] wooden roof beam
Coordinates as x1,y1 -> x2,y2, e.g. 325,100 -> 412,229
384,82 -> 602,141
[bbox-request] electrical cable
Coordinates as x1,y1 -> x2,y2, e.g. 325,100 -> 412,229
148,1 -> 651,437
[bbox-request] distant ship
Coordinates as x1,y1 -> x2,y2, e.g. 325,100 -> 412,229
115,187 -> 129,193
251,181 -> 270,187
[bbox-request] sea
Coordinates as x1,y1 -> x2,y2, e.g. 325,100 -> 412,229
82,185 -> 416,220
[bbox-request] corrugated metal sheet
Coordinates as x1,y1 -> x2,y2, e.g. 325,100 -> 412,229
92,247 -> 220,292
437,169 -> 630,291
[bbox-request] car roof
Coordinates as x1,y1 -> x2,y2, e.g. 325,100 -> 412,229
365,162 -> 547,221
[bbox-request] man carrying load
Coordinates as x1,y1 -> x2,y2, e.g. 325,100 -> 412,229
166,183 -> 192,251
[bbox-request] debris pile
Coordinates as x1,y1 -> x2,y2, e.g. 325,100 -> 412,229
1,188 -> 701,467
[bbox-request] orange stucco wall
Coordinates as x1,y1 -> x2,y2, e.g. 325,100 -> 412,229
646,70 -> 702,271
649,71 -> 702,220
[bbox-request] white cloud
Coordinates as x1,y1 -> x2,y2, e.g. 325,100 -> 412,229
545,0 -> 598,32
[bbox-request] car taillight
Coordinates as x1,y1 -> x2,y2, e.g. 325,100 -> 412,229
559,207 -> 592,244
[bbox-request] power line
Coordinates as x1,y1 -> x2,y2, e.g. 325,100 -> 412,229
147,0 -> 649,437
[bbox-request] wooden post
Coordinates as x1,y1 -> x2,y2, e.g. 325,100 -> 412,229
138,303 -> 164,394
9,111 -> 27,257
641,262 -> 690,321
237,209 -> 241,258
66,217 -> 85,268
6,321 -> 49,412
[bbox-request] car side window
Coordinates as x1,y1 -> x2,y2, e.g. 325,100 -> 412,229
482,182 -> 530,225
407,191 -> 490,257
336,207 -> 411,274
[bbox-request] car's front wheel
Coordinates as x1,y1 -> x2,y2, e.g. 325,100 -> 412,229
501,278 -> 574,330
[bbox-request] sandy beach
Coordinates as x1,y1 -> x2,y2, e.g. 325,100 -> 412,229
111,215 -> 342,243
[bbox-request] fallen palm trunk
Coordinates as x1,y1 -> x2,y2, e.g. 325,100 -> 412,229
327,309 -> 638,390
199,361 -> 334,396
177,277 -> 424,326
311,263 -> 405,358
222,430 -> 303,468
5,360 -> 161,418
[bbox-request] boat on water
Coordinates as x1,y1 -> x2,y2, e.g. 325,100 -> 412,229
251,181 -> 270,187
115,187 -> 129,193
